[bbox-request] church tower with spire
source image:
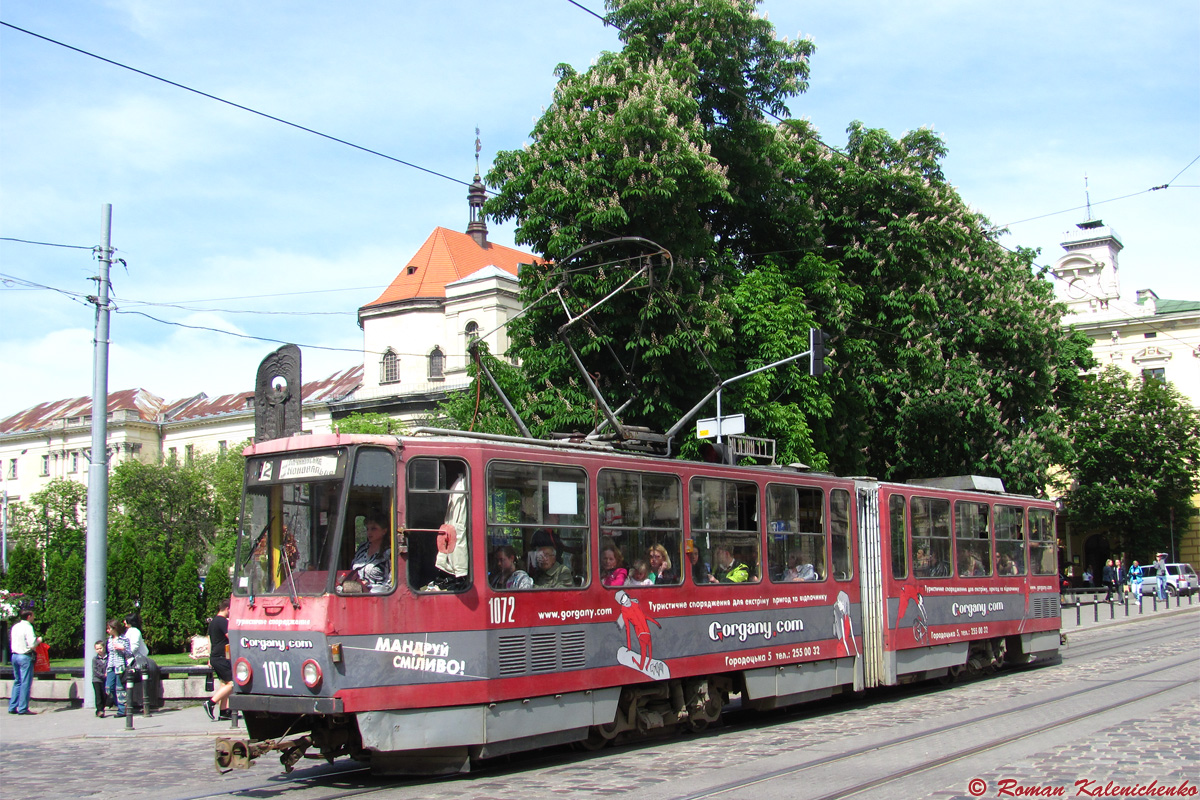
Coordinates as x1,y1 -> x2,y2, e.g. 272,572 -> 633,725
352,134 -> 539,406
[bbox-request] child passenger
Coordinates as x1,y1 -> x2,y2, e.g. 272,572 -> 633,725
625,559 -> 653,586
91,640 -> 109,717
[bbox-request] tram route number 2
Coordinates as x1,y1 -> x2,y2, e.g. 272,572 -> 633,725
264,661 -> 293,689
489,596 -> 516,625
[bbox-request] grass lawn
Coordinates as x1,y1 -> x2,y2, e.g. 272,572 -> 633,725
50,652 -> 205,669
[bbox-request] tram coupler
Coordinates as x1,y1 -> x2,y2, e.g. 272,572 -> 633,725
214,735 -> 313,774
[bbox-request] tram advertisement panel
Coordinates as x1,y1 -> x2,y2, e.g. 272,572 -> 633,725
230,588 -> 861,698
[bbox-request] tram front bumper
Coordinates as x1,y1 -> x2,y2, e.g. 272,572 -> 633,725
230,694 -> 344,715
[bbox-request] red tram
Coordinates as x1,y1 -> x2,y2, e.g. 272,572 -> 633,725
216,429 -> 1061,774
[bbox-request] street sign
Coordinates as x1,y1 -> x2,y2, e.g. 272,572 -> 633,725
697,414 -> 745,439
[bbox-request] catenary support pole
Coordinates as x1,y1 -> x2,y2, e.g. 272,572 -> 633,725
83,204 -> 113,709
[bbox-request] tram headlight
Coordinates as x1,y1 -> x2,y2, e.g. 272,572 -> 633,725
301,659 -> 323,690
234,657 -> 253,687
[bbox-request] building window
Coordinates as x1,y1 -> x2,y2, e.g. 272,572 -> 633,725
69,451 -> 79,473
40,455 -> 50,476
6,459 -> 16,480
1144,332 -> 1156,338
1142,368 -> 1165,383
168,447 -> 178,463
380,349 -> 399,384
428,347 -> 445,380
219,440 -> 227,456
464,321 -> 479,355
185,444 -> 194,464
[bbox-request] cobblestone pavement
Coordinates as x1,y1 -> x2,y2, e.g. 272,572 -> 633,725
1,607 -> 1195,800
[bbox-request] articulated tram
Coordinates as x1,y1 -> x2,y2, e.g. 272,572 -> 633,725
216,429 -> 1061,774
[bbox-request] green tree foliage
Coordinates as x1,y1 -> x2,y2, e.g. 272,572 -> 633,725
1062,367 -> 1200,557
1,479 -> 87,649
42,550 -> 84,656
3,543 -> 44,598
334,413 -> 407,436
170,552 -> 204,643
138,550 -> 172,654
106,529 -> 143,623
109,458 -> 219,563
471,0 -> 1085,491
210,442 -> 249,564
203,558 -> 232,618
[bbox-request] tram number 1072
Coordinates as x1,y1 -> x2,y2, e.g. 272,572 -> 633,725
489,596 -> 516,625
263,661 -> 293,690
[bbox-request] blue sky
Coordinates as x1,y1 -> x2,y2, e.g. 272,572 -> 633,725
1,0 -> 1197,419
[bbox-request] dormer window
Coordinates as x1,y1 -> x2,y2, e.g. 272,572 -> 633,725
428,347 -> 445,381
406,266 -> 418,275
380,349 -> 400,385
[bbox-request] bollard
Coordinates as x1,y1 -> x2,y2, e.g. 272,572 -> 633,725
1093,601 -> 1099,622
1123,597 -> 1129,617
1153,595 -> 1158,611
1076,603 -> 1081,626
141,669 -> 150,717
125,670 -> 135,729
1109,599 -> 1115,620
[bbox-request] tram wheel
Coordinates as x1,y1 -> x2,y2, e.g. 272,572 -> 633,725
579,720 -> 621,751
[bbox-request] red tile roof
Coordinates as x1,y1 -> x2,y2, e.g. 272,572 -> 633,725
165,365 -> 362,422
362,227 -> 538,308
0,389 -> 166,434
0,367 -> 363,433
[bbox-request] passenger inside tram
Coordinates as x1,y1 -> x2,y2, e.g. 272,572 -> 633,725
533,545 -> 574,588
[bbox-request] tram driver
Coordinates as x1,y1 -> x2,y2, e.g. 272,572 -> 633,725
344,513 -> 392,592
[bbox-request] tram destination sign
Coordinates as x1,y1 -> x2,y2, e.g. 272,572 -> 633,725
253,453 -> 345,483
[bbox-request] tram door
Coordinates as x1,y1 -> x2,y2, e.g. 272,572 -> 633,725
854,481 -> 884,691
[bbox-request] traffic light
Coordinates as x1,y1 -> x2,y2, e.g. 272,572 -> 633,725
810,328 -> 829,377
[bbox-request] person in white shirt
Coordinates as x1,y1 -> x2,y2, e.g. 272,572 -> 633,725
8,610 -> 42,715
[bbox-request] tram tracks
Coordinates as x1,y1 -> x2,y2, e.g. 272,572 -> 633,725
175,645 -> 1197,800
676,655 -> 1198,800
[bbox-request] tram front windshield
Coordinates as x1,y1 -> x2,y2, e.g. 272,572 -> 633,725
234,447 -> 397,597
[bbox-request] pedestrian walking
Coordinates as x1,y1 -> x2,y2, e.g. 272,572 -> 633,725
1129,560 -> 1144,602
1102,559 -> 1116,601
1114,558 -> 1124,601
7,609 -> 42,715
204,598 -> 234,721
1154,553 -> 1169,601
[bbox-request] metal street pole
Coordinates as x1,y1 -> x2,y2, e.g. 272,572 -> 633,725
83,204 -> 113,708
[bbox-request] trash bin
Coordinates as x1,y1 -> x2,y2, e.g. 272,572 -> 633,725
127,659 -> 164,710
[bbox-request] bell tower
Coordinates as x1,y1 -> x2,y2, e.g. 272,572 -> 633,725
1051,218 -> 1123,313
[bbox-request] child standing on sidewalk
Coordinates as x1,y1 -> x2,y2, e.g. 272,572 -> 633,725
90,640 -> 109,717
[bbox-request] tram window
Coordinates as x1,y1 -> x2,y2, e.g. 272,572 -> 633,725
1028,508 -> 1056,576
766,484 -> 826,583
336,448 -> 398,595
691,477 -> 760,585
994,505 -> 1026,576
889,494 -> 908,580
830,489 -> 853,581
911,496 -> 951,578
401,457 -> 469,593
486,462 -> 589,590
598,470 -> 683,587
238,468 -> 344,597
954,501 -> 991,577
